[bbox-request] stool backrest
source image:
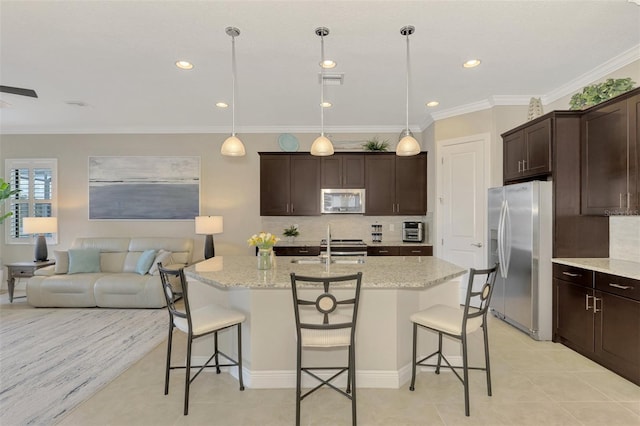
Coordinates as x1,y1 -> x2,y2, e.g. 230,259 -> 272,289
290,272 -> 363,341
158,264 -> 191,331
462,263 -> 499,327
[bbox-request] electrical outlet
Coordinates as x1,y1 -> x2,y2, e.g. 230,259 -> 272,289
389,224 -> 395,232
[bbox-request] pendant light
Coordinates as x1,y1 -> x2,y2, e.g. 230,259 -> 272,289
310,27 -> 334,157
396,25 -> 421,157
221,26 -> 246,157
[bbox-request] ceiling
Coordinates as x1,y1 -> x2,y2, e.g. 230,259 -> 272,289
1,0 -> 639,135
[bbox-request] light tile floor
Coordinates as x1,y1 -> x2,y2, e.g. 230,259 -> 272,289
3,288 -> 639,426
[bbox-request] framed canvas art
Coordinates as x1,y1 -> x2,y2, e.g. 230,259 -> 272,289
89,156 -> 200,220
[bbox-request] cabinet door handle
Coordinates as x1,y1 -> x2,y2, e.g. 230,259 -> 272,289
299,249 -> 309,253
379,250 -> 389,253
396,203 -> 400,212
562,271 -> 581,277
585,294 -> 593,311
517,161 -> 522,172
410,250 -> 422,253
286,204 -> 289,213
291,204 -> 294,213
593,297 -> 602,313
609,283 -> 634,290
522,160 -> 527,171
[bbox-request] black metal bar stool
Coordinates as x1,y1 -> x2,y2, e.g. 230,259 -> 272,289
409,263 -> 499,416
290,272 -> 363,426
158,264 -> 245,415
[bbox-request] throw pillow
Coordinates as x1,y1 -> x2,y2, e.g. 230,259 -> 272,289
68,248 -> 101,274
148,250 -> 173,275
135,249 -> 157,275
54,250 -> 69,274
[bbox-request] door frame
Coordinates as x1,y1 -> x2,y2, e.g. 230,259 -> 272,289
435,132 -> 491,266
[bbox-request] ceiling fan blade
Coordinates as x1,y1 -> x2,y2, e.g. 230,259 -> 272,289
0,85 -> 38,98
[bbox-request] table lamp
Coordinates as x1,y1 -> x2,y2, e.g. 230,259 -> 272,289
23,217 -> 58,262
195,216 -> 223,259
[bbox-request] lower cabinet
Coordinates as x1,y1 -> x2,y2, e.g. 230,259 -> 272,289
553,263 -> 640,385
367,245 -> 433,256
273,246 -> 320,256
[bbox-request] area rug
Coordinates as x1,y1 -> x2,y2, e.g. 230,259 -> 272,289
0,307 -> 167,425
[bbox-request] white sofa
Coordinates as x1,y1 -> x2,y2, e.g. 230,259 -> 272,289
27,237 -> 193,308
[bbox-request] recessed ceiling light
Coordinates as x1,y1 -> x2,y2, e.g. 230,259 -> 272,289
175,60 -> 194,70
319,59 -> 337,69
321,101 -> 332,108
216,102 -> 228,108
426,101 -> 439,107
463,59 -> 481,68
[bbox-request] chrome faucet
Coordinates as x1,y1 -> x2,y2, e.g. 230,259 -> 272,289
326,223 -> 331,265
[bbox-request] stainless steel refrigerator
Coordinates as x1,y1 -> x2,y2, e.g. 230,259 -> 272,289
487,180 -> 553,341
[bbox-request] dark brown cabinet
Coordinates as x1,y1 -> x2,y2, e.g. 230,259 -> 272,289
553,263 -> 640,385
365,152 -> 427,215
503,117 -> 552,183
260,153 -> 320,216
273,246 -> 320,256
581,91 -> 640,215
321,154 -> 365,188
367,245 -> 432,256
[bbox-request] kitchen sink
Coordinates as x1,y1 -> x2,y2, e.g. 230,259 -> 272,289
290,257 -> 365,265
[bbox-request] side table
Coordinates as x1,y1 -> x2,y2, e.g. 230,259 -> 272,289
5,260 -> 55,303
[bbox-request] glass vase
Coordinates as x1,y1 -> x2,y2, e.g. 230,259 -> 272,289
257,248 -> 273,270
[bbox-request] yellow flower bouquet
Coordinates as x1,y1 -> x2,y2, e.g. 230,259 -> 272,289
247,232 -> 280,249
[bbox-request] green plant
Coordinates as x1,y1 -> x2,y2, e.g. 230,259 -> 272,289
283,225 -> 299,238
0,178 -> 20,224
362,136 -> 389,152
569,78 -> 635,110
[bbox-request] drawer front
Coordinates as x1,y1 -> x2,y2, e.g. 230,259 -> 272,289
397,246 -> 433,256
11,267 -> 35,277
553,264 -> 592,287
274,246 -> 320,256
596,272 -> 640,302
367,246 -> 398,256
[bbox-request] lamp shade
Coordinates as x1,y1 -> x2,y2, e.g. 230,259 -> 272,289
23,217 -> 58,234
195,216 -> 223,235
396,135 -> 421,156
310,135 -> 334,156
221,135 -> 246,156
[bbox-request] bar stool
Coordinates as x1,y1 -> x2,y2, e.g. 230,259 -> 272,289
409,264 -> 498,416
158,264 -> 245,415
290,272 -> 363,426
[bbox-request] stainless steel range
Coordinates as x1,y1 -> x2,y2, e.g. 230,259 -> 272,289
320,239 -> 368,257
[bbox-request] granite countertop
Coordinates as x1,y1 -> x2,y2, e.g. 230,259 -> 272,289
184,256 -> 465,290
552,258 -> 640,281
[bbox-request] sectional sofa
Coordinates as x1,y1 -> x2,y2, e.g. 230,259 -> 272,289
27,237 -> 193,308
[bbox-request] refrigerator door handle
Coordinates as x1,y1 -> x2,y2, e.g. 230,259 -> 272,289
497,199 -> 507,278
503,199 -> 512,276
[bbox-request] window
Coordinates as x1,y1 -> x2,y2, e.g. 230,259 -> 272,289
4,159 -> 57,244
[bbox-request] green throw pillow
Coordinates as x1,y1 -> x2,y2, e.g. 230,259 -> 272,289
135,249 -> 157,275
68,248 -> 101,274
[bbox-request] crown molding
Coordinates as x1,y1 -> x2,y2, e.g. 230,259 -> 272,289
430,99 -> 493,121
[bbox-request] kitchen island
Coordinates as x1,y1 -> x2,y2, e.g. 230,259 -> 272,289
184,255 -> 466,389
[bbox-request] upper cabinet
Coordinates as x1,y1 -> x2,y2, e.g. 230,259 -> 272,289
260,153 -> 320,216
365,152 -> 428,215
503,117 -> 552,183
581,90 -> 639,215
321,153 -> 365,188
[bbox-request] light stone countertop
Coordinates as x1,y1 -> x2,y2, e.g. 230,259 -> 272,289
552,258 -> 640,281
274,240 -> 432,247
184,255 -> 465,290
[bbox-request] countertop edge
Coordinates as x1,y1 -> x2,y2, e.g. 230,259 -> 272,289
552,258 -> 640,281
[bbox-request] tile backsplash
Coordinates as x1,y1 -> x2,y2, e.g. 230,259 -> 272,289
610,216 -> 640,262
262,213 -> 433,245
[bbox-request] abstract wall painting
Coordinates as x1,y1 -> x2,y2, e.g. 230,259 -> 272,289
89,156 -> 200,220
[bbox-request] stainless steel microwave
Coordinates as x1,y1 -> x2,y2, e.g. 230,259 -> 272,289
321,189 -> 366,214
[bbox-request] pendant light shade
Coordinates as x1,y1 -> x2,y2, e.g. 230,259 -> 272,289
311,27 -> 334,157
396,25 -> 420,157
221,26 -> 246,157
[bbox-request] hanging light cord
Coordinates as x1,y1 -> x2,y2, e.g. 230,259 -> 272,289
320,33 -> 325,136
405,31 -> 410,137
231,34 -> 237,137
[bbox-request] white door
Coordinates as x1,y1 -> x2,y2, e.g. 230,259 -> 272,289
437,133 -> 489,305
